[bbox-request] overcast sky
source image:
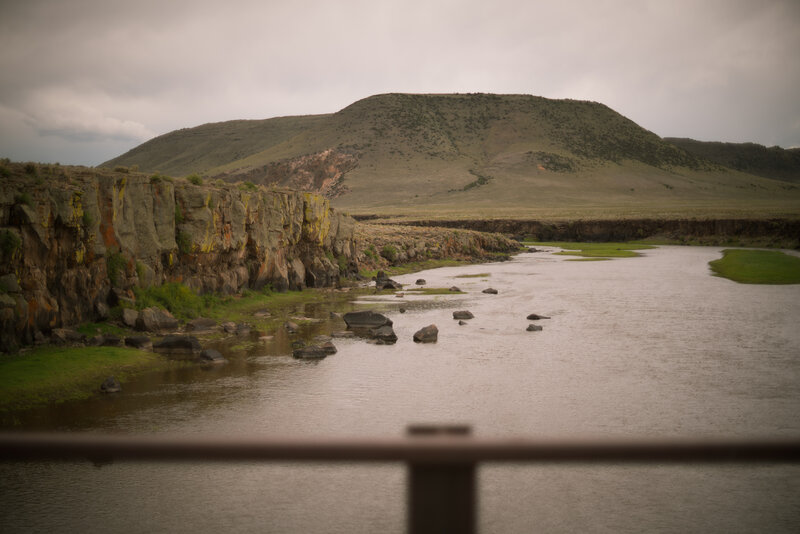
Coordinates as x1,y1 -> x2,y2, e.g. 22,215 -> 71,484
1,0 -> 798,166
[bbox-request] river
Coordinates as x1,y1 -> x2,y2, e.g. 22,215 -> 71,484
2,246 -> 799,533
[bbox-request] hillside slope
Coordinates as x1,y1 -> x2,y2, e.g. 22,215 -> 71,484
664,137 -> 800,184
103,93 -> 800,219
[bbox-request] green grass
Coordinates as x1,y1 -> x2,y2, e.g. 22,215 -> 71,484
76,321 -> 129,338
709,249 -> 800,284
359,258 -> 470,279
134,282 -> 219,320
455,273 -> 490,278
526,241 -> 656,259
405,287 -> 465,295
0,346 -> 167,412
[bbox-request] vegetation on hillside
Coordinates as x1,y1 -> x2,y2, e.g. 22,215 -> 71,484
96,93 -> 800,220
665,138 -> 800,183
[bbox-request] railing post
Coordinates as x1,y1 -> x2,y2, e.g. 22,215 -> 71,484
407,425 -> 475,534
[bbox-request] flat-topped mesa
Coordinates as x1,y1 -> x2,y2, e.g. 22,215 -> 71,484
0,164 -> 357,351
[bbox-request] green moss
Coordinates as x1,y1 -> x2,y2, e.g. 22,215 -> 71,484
81,210 -> 94,227
106,250 -> 127,285
709,249 -> 800,284
76,321 -> 129,338
176,230 -> 192,254
455,272 -> 490,278
0,346 -> 166,412
14,192 -> 32,206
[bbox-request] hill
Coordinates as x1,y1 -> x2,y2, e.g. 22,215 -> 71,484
664,138 -> 800,184
103,93 -> 800,219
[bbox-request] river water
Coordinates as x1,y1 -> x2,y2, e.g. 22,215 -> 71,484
2,246 -> 799,533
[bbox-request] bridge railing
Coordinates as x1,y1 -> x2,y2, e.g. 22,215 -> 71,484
2,426 -> 800,534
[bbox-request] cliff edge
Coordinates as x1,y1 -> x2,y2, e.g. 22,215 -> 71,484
0,163 -> 356,351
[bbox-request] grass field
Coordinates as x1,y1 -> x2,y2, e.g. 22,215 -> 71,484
709,249 -> 800,284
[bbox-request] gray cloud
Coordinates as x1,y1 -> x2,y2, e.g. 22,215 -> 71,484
1,0 -> 798,165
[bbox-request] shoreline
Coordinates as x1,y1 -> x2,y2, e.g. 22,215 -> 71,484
0,259 -> 488,417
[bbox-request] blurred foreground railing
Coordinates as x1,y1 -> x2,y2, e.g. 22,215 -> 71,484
2,426 -> 800,534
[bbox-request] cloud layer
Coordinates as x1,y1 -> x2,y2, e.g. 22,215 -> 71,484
1,0 -> 798,165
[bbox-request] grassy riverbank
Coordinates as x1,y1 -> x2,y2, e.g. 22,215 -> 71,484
0,346 -> 168,413
0,284 -> 372,414
709,249 -> 800,284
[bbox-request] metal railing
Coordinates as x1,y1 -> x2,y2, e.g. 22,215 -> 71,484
2,426 -> 800,534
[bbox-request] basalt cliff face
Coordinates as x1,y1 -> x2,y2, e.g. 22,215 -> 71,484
0,164 -> 357,351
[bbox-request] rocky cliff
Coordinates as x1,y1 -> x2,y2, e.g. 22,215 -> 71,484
0,163 -> 356,352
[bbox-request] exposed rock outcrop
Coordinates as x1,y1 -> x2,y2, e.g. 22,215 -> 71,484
215,149 -> 358,199
0,163 -> 357,352
355,223 -> 519,270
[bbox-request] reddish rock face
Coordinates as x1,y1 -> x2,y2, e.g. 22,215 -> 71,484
214,149 -> 358,199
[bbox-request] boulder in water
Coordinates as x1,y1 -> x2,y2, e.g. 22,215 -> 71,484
343,310 -> 393,329
100,376 -> 121,393
413,324 -> 438,343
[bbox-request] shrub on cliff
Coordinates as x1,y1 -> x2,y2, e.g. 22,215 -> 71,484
380,244 -> 399,263
106,251 -> 127,286
134,282 -> 214,320
186,174 -> 203,186
14,192 -> 32,206
1,229 -> 22,258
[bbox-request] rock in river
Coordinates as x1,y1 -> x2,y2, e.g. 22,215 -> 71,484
200,348 -> 228,364
186,317 -> 218,333
526,324 -> 543,332
526,314 -> 550,320
293,343 -> 336,359
482,288 -> 498,294
413,324 -> 438,343
100,376 -> 121,393
453,310 -> 474,320
153,335 -> 202,355
125,336 -> 153,351
343,310 -> 393,329
377,278 -> 403,290
370,325 -> 398,344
